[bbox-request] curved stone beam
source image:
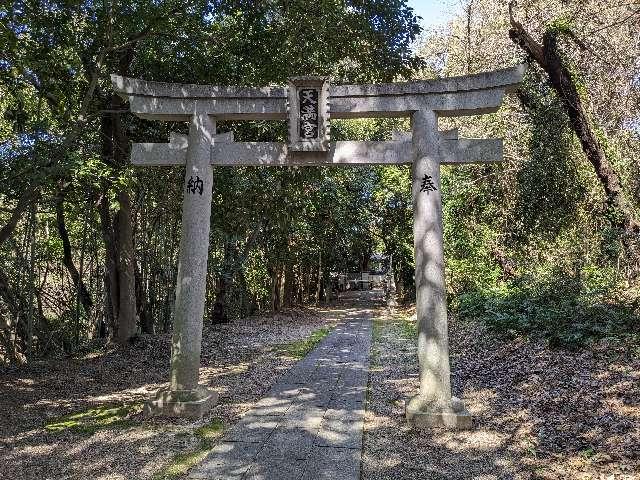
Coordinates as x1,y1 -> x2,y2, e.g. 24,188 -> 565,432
332,65 -> 525,97
111,65 -> 525,121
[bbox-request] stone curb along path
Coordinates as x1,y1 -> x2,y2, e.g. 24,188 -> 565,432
188,304 -> 373,480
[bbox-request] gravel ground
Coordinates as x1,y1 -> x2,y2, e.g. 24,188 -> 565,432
0,307 -> 337,480
363,301 -> 640,480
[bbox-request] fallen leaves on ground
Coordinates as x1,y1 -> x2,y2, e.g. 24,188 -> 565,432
0,307 -> 335,480
363,302 -> 640,480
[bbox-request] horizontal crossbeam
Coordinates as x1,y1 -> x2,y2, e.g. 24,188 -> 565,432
131,137 -> 502,167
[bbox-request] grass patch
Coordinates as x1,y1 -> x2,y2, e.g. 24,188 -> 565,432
579,446 -> 597,460
370,312 -> 415,368
372,316 -> 385,343
154,448 -> 211,480
194,418 -> 224,445
389,312 -> 415,339
275,326 -> 333,359
153,418 -> 224,480
398,314 -> 416,338
370,318 -> 383,367
44,403 -> 142,435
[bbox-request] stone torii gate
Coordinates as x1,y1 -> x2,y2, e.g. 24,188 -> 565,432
112,65 -> 525,429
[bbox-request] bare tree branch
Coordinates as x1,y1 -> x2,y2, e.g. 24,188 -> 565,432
508,1 -> 640,246
0,190 -> 39,247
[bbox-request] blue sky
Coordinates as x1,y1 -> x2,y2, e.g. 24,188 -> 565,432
407,0 -> 459,29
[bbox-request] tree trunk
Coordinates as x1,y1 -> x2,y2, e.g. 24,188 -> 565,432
316,250 -> 322,305
271,263 -> 282,311
113,190 -> 137,342
283,261 -> 296,308
0,267 -> 26,363
491,247 -> 516,281
135,259 -> 153,334
212,276 -> 229,324
55,193 -> 93,316
278,268 -> 285,309
0,190 -> 39,246
0,265 -> 51,363
0,192 -> 38,362
509,4 -> 640,252
97,185 -> 119,335
296,263 -> 304,304
98,145 -> 137,342
96,66 -> 138,343
305,266 -> 312,303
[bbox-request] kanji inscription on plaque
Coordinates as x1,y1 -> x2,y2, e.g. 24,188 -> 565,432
287,76 -> 330,152
299,88 -> 319,139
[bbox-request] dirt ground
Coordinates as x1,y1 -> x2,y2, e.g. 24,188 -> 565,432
1,291 -> 638,480
363,301 -> 640,480
0,307 -> 337,480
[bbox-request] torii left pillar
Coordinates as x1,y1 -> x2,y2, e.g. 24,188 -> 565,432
144,113 -> 218,418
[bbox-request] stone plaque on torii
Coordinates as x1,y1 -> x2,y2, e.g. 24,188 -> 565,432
112,64 -> 525,429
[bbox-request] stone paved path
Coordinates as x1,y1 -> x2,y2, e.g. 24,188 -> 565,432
188,302 -> 373,480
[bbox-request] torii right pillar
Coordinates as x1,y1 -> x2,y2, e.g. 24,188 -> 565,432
406,109 -> 473,429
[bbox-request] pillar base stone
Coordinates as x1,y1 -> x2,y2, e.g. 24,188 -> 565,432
144,385 -> 217,418
405,395 -> 472,430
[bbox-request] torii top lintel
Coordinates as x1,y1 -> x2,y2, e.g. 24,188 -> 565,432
111,65 -> 525,122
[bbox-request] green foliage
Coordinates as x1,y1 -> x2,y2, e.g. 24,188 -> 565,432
453,270 -> 639,349
509,68 -> 587,244
275,326 -> 333,359
434,61 -> 639,350
372,159 -> 415,299
2,0 -> 638,364
44,403 -> 143,435
545,16 -> 574,36
0,0 -> 423,359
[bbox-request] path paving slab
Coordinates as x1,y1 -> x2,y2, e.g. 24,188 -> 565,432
315,418 -> 364,449
300,447 -> 361,480
188,304 -> 373,480
223,416 -> 279,443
